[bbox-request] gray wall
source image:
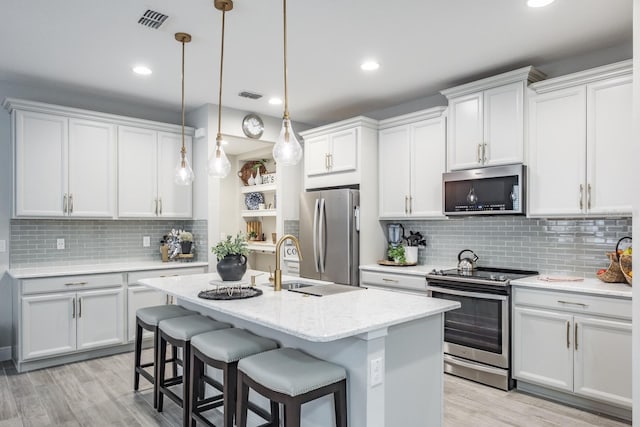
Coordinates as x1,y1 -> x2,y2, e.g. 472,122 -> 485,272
385,217 -> 632,277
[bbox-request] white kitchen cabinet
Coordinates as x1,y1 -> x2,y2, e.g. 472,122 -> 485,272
378,108 -> 446,218
76,288 -> 124,351
442,67 -> 545,171
360,269 -> 428,295
512,287 -> 632,410
527,60 -> 632,217
118,126 -> 192,218
300,116 -> 378,190
21,293 -> 77,360
12,110 -> 116,217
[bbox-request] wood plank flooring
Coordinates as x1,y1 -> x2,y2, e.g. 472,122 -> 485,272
0,351 -> 631,426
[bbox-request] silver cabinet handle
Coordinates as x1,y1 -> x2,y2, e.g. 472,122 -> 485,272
382,278 -> 399,283
329,153 -> 333,170
409,196 -> 413,214
574,322 -> 578,351
69,193 -> 73,214
477,144 -> 482,163
566,321 -> 570,349
78,297 -> 82,318
557,300 -> 588,308
483,143 -> 488,163
154,199 -> 158,215
63,193 -> 68,214
579,184 -> 584,210
587,184 -> 591,210
65,281 -> 88,286
405,196 -> 409,214
72,297 -> 76,318
159,197 -> 162,215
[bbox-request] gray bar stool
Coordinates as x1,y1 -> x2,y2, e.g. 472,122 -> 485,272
157,314 -> 231,427
134,304 -> 194,408
237,348 -> 348,427
188,328 -> 280,427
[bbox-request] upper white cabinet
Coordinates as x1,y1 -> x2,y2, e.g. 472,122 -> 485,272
118,127 -> 192,218
442,66 -> 545,171
527,60 -> 632,217
3,98 -> 194,219
378,108 -> 446,218
300,116 -> 378,190
12,109 -> 116,217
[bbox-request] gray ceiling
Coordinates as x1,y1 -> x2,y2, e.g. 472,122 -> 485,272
0,0 -> 632,126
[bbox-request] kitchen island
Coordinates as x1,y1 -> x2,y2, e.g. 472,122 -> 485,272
138,270 -> 460,427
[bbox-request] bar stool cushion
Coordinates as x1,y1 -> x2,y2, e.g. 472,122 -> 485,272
238,348 -> 346,397
159,315 -> 230,341
191,328 -> 278,363
136,305 -> 193,326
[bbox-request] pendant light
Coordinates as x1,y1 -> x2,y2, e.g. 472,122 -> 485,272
174,32 -> 195,186
208,0 -> 233,178
272,0 -> 303,166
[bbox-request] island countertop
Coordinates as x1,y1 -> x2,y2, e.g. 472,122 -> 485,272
138,270 -> 460,342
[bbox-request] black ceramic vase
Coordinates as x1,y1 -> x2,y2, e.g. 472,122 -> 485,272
216,254 -> 247,281
181,241 -> 192,254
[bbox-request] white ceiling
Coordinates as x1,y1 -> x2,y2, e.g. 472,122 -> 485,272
0,0 -> 632,127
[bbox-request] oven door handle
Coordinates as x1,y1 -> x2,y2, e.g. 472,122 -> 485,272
426,285 -> 508,301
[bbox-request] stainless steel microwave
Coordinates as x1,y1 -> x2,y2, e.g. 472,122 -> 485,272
442,164 -> 525,216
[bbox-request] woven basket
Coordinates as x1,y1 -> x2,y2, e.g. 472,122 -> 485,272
597,236 -> 632,284
619,254 -> 632,286
237,161 -> 267,186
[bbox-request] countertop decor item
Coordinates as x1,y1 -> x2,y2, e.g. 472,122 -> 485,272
174,32 -> 195,186
377,259 -> 418,267
237,161 -> 267,185
212,232 -> 249,281
598,236 -> 631,284
199,280 -> 263,300
244,192 -> 264,210
179,231 -> 193,254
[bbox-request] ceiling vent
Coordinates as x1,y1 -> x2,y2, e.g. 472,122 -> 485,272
238,91 -> 263,100
138,9 -> 169,30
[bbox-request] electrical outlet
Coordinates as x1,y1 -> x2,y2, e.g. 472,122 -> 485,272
56,238 -> 65,250
143,236 -> 151,247
370,357 -> 384,386
0,240 -> 6,252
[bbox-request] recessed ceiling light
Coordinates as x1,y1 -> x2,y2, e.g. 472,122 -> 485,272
268,97 -> 283,105
361,61 -> 380,71
133,65 -> 152,76
527,0 -> 555,7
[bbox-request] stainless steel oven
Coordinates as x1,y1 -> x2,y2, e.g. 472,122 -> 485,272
426,267 -> 537,390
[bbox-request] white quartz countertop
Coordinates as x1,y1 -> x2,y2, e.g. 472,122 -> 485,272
8,261 -> 209,279
511,275 -> 632,298
359,263 -> 453,276
138,270 -> 460,342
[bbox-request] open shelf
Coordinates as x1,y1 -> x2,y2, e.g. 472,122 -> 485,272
247,242 -> 276,253
241,209 -> 276,218
240,183 -> 276,194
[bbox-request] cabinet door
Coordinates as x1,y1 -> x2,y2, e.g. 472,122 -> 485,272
118,126 -> 158,217
22,293 -> 76,360
329,128 -> 358,174
527,86 -> 587,216
573,315 -> 632,408
586,76 -> 633,215
157,132 -> 193,218
14,110 -> 68,216
304,135 -> 331,176
483,82 -> 523,166
410,118 -> 446,217
68,119 -> 116,217
127,286 -> 167,342
379,126 -> 411,218
447,92 -> 483,170
512,306 -> 573,392
76,288 -> 124,351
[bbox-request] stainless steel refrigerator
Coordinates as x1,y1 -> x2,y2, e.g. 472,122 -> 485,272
299,188 -> 360,286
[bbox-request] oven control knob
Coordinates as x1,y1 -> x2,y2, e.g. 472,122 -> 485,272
490,274 -> 497,281
498,275 -> 506,281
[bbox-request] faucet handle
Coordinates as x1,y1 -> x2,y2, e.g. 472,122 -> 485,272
268,266 -> 274,283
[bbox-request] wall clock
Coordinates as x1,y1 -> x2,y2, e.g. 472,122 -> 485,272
242,113 -> 264,139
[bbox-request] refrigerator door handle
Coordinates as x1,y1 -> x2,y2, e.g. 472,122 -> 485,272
313,198 -> 320,272
318,198 -> 326,273
354,206 -> 360,232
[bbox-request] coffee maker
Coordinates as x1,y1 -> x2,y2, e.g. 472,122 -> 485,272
387,223 -> 404,247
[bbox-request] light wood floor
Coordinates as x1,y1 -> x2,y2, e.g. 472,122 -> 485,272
0,351 -> 631,426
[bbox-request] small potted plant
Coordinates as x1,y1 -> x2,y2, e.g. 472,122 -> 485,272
179,231 -> 193,254
211,232 -> 250,281
387,244 -> 406,264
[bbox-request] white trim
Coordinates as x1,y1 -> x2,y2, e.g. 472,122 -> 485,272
0,346 -> 12,362
441,66 -> 546,98
299,116 -> 379,138
378,106 -> 447,129
530,60 -> 632,94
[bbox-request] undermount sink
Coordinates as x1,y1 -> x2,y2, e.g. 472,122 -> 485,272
281,281 -> 316,290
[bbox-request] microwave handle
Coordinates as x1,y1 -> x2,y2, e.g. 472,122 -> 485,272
426,285 -> 507,301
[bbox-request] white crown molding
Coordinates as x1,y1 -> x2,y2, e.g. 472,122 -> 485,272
441,66 -> 546,99
299,115 -> 379,138
2,98 -> 195,135
378,106 -> 447,129
529,59 -> 632,94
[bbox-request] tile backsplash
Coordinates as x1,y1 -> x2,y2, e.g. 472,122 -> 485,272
384,217 -> 632,276
10,219 -> 208,268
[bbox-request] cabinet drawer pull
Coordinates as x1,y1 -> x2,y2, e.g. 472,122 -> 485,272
409,196 -> 413,214
159,197 -> 163,215
63,193 -> 68,214
579,184 -> 584,210
574,322 -> 578,351
65,281 -> 88,286
154,198 -> 158,215
69,193 -> 74,214
72,297 -> 76,319
483,143 -> 488,163
566,321 -> 570,349
78,297 -> 82,318
557,300 -> 588,308
382,278 -> 399,283
477,144 -> 482,163
587,183 -> 592,210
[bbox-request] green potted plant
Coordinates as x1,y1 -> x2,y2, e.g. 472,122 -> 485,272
212,233 -> 250,281
179,231 -> 193,254
387,244 -> 406,264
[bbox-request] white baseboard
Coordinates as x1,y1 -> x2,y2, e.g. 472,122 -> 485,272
0,346 -> 11,362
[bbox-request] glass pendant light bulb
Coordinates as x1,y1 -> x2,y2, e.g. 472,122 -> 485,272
208,143 -> 231,177
273,118 -> 302,166
174,155 -> 195,185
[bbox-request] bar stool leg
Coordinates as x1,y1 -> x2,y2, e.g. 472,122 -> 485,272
334,380 -> 347,427
182,344 -> 191,427
188,348 -> 202,427
271,401 -> 280,427
133,321 -> 143,391
222,363 -> 236,427
157,334 -> 167,413
172,344 -> 179,378
284,403 -> 301,427
237,371 -> 250,427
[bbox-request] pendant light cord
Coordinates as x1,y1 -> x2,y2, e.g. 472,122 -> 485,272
216,8 -> 227,147
180,38 -> 187,163
282,0 -> 289,119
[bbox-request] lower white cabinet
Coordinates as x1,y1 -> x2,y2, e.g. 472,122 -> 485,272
512,287 -> 631,409
127,286 -> 169,342
360,269 -> 427,295
21,286 -> 124,361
